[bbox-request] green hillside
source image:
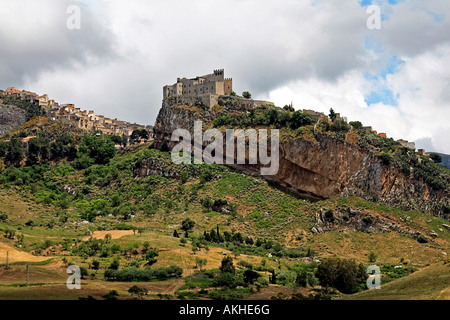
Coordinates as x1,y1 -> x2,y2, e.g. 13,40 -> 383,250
0,131 -> 449,299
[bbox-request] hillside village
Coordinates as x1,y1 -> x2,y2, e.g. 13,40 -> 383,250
0,87 -> 149,138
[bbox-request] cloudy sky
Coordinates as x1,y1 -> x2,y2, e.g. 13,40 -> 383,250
0,0 -> 449,153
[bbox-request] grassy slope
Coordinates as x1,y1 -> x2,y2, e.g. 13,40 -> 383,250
0,143 -> 449,299
340,261 -> 450,300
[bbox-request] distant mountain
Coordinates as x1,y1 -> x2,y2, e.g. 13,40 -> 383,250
427,152 -> 450,169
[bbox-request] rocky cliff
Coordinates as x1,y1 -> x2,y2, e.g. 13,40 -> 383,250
153,102 -> 449,219
0,104 -> 27,136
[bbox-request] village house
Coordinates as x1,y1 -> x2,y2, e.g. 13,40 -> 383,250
2,87 -> 148,138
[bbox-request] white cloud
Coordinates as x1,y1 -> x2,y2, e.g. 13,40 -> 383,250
269,43 -> 450,153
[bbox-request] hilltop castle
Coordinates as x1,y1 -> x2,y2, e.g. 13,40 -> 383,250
163,69 -> 233,108
163,69 -> 276,109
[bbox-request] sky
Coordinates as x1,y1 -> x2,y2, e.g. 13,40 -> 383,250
0,0 -> 449,153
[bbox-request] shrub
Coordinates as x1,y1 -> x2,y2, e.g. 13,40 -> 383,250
0,212 -> 8,221
324,209 -> 334,222
417,235 -> 428,243
289,111 -> 314,130
276,271 -> 297,285
316,257 -> 366,294
362,216 -> 373,224
349,121 -> 363,130
220,256 -> 235,274
380,153 -> 392,165
429,153 -> 442,164
330,119 -> 350,133
181,218 -> 195,232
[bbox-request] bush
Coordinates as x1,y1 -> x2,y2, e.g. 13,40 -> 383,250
380,153 -> 392,165
316,257 -> 366,294
220,256 -> 236,274
324,209 -> 334,222
417,235 -> 428,243
181,218 -> 195,232
349,121 -> 363,130
429,153 -> 442,164
213,272 -> 237,288
276,271 -> 297,285
362,216 -> 373,224
105,265 -> 182,282
0,212 -> 8,221
330,119 -> 350,133
289,111 -> 314,130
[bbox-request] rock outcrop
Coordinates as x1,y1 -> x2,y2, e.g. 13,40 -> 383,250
0,104 -> 27,136
153,102 -> 450,219
311,208 -> 428,241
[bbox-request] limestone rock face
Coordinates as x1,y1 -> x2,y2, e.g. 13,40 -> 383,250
153,102 -> 449,219
0,104 -> 27,135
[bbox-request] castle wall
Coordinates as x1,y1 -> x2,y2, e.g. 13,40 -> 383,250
163,69 -> 232,108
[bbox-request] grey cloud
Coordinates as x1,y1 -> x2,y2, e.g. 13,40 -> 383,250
0,0 -> 115,89
377,0 -> 450,56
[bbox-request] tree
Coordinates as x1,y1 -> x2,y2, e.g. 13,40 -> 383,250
220,256 -> 235,274
270,269 -> 277,284
78,135 -> 115,165
430,153 -> 442,164
368,252 -> 377,263
316,257 -> 366,294
140,129 -> 149,141
244,236 -> 254,246
330,119 -> 350,133
102,290 -> 119,300
283,104 -> 295,112
242,91 -> 252,99
380,153 -> 392,165
243,269 -> 260,284
92,260 -> 100,270
349,121 -> 363,130
6,138 -> 23,164
121,135 -> 128,148
145,248 -> 159,266
0,142 -> 7,157
130,130 -> 141,144
173,229 -> 180,238
329,108 -> 337,122
110,135 -> 122,145
80,267 -> 89,279
109,257 -> 120,270
181,218 -> 195,232
104,234 -> 112,244
128,285 -> 148,299
196,257 -> 207,270
289,111 -> 314,130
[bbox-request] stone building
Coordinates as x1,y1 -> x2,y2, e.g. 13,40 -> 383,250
163,69 -> 233,108
397,139 -> 416,150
